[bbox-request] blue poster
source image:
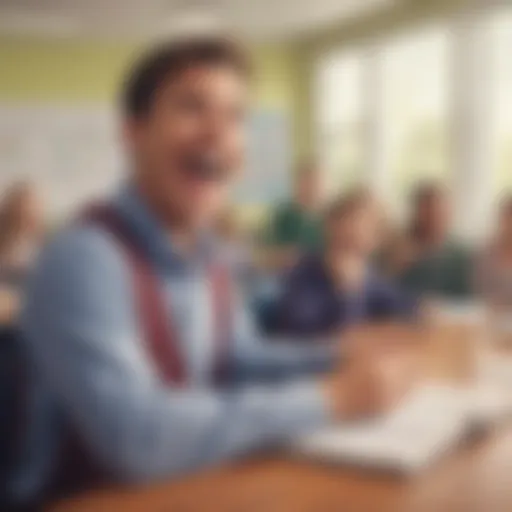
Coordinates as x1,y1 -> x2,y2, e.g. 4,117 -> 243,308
233,110 -> 291,204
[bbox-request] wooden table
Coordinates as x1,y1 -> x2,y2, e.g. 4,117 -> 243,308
50,325 -> 512,512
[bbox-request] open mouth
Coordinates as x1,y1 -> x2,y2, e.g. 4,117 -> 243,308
179,151 -> 227,182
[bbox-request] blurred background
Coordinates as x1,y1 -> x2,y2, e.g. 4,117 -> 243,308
1,3 -> 512,507
0,0 -> 509,239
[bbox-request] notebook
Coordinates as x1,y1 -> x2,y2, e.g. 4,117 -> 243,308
292,382 -> 506,475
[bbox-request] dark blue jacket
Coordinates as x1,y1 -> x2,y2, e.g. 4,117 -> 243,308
275,254 -> 417,338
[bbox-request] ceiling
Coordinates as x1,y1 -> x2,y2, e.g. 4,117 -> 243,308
0,0 -> 395,41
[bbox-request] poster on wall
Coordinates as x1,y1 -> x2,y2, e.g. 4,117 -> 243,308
0,104 -> 123,220
234,109 -> 291,204
0,104 -> 291,219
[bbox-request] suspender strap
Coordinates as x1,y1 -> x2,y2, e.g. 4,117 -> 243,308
83,205 -> 187,385
39,204 -> 234,503
210,266 -> 233,384
83,204 -> 233,386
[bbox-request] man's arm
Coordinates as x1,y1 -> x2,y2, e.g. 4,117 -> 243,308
21,227 -> 330,483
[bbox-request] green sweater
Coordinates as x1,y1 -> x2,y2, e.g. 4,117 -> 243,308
398,241 -> 473,299
265,202 -> 323,251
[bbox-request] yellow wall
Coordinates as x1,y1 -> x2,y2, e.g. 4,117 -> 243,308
0,37 -> 304,226
0,0 -> 483,156
0,37 -> 300,111
0,1 -> 478,226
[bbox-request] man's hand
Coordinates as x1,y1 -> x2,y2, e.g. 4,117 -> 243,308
322,331 -> 419,420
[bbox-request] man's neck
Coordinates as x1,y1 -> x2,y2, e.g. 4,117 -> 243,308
134,177 -> 201,255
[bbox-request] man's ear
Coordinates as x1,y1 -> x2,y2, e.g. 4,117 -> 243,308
121,116 -> 144,152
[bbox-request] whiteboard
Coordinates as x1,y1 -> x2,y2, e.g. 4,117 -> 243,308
234,110 -> 291,204
0,105 -> 123,219
0,104 -> 291,219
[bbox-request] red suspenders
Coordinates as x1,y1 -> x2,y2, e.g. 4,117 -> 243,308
82,204 -> 233,386
42,205 -> 234,502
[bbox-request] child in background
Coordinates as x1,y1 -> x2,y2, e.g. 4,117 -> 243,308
476,195 -> 512,312
215,207 -> 254,287
261,161 -> 324,272
0,181 -> 45,325
394,183 -> 473,299
275,189 -> 417,339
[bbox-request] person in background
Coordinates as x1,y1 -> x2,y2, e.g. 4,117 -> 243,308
261,160 -> 324,272
253,161 -> 324,331
475,195 -> 512,312
276,189 -> 417,339
214,207 -> 254,287
393,183 -> 473,299
0,181 -> 44,326
9,37 -> 414,509
0,182 -> 44,495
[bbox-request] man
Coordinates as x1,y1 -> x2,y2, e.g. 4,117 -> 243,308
10,38 -> 413,507
395,183 -> 473,298
276,189 -> 417,338
262,160 -> 324,270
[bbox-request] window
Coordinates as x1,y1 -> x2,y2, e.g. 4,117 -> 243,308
315,27 -> 451,212
315,49 -> 364,196
314,8 -> 510,234
488,8 -> 512,199
381,27 -> 451,212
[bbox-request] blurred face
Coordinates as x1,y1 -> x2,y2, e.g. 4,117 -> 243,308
125,64 -> 247,228
498,205 -> 512,241
416,193 -> 451,241
326,202 -> 381,257
295,169 -> 322,210
15,188 -> 43,236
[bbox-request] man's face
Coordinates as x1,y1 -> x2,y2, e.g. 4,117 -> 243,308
125,64 -> 247,227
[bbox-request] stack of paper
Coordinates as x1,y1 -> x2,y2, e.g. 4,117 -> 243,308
293,384 -> 475,474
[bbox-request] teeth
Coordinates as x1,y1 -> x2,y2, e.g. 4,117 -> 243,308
180,148 -> 227,179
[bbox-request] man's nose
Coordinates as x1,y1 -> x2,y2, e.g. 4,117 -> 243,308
200,111 -> 229,145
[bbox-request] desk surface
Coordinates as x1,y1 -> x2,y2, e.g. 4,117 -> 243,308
50,325 -> 512,512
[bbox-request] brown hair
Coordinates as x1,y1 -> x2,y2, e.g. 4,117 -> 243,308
121,36 -> 251,118
0,181 -> 36,255
324,187 -> 374,222
499,194 -> 512,217
295,157 -> 318,178
409,182 -> 447,241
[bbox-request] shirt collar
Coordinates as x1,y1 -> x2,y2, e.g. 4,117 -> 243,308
114,184 -> 217,272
